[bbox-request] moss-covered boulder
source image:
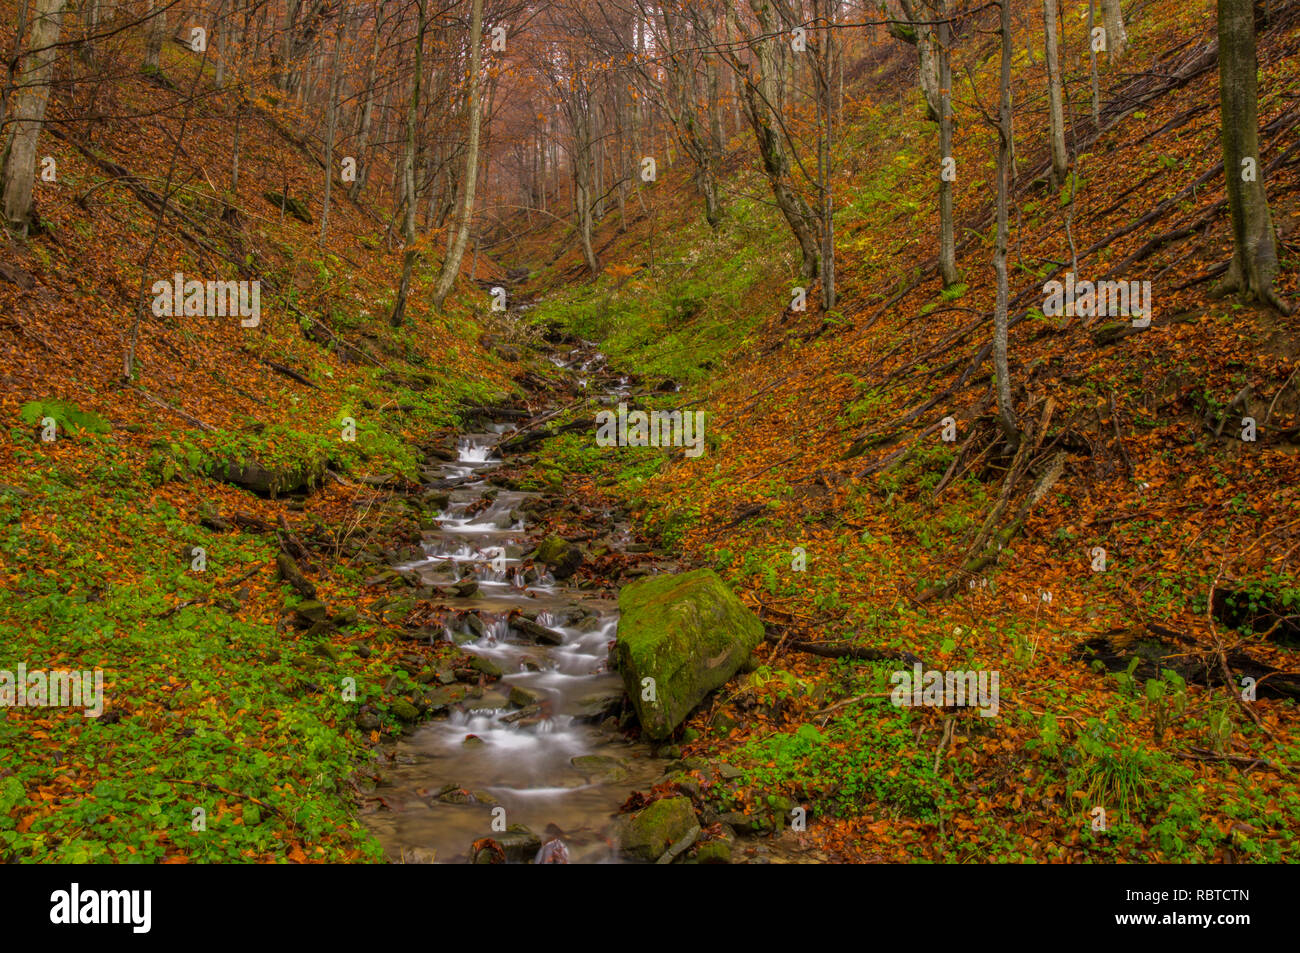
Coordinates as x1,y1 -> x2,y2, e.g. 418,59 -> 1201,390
616,796 -> 697,862
615,569 -> 763,740
389,698 -> 420,722
694,839 -> 732,864
535,535 -> 582,579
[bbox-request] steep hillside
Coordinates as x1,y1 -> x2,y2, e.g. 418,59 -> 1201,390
500,0 -> 1300,861
0,13 -> 524,861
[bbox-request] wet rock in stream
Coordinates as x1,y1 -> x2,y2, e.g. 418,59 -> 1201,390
616,796 -> 699,863
533,534 -> 583,579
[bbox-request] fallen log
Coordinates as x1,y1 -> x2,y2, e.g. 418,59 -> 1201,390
1072,622 -> 1300,701
764,632 -> 924,667
276,552 -> 317,600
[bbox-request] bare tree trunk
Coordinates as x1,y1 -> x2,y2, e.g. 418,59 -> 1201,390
663,6 -> 722,228
2,0 -> 67,234
1042,0 -> 1068,187
707,52 -> 724,155
891,0 -> 940,120
993,0 -> 1020,445
934,0 -> 959,287
1212,0 -> 1288,312
432,0 -> 485,308
356,85 -> 387,198
319,15 -> 344,244
213,0 -> 226,87
391,0 -> 426,327
231,105 -> 241,194
80,0 -> 97,64
1087,0 -> 1101,127
722,2 -> 820,280
815,0 -> 838,309
143,0 -> 165,70
350,2 -> 384,200
280,0 -> 297,91
1099,0 -> 1127,58
592,103 -> 605,221
574,143 -> 599,273
913,6 -> 940,121
0,0 -> 33,141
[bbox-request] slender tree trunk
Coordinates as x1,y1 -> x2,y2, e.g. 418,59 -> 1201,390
319,17 -> 344,244
357,85 -> 387,198
1212,0 -> 1288,312
432,0 -> 484,308
993,0 -> 1020,444
80,0 -> 97,64
593,104 -> 605,221
574,137 -> 599,273
816,0 -> 838,310
1088,0 -> 1101,127
2,0 -> 67,234
707,52 -> 724,155
213,0 -> 226,87
935,0 -> 959,287
391,0 -> 426,327
350,3 -> 384,200
725,2 -> 820,280
231,104 -> 241,194
1042,0 -> 1068,187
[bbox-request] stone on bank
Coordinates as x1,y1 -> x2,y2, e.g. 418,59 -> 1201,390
614,568 -> 763,740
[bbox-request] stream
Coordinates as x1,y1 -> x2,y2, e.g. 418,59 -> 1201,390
360,346 -> 669,863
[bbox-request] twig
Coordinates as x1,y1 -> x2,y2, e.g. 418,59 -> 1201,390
1262,364 -> 1300,431
933,716 -> 955,776
164,778 -> 290,819
814,691 -> 894,720
1206,554 -> 1274,739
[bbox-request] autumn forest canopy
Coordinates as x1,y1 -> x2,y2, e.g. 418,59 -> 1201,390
0,0 -> 1298,890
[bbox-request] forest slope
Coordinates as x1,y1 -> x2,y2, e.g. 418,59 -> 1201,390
506,0 -> 1300,861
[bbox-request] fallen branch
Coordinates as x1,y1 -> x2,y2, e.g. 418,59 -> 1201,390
917,449 -> 1066,602
765,631 -> 924,666
1175,746 -> 1296,774
243,350 -> 317,389
130,385 -> 215,432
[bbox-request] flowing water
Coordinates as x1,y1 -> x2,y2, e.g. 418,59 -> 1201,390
361,349 -> 667,863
